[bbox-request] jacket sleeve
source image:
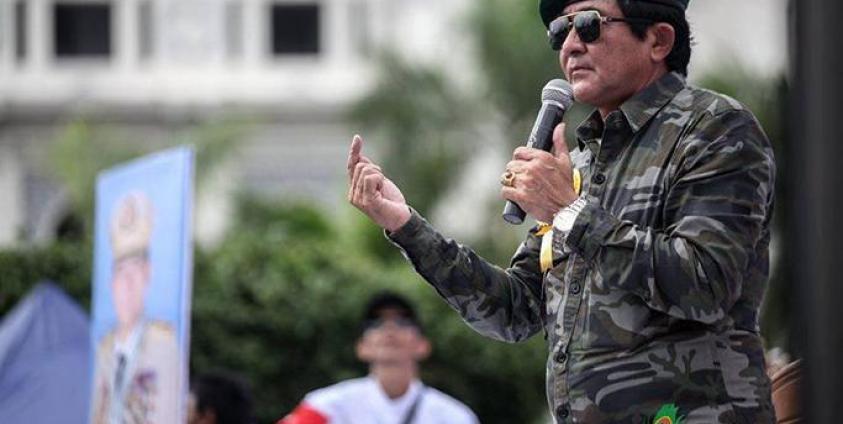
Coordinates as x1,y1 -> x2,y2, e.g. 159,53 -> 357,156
387,211 -> 545,342
564,109 -> 776,324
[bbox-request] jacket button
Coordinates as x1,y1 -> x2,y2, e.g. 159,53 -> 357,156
592,173 -> 606,184
569,282 -> 581,295
555,351 -> 567,363
557,405 -> 570,420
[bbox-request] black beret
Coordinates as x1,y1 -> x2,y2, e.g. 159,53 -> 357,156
540,0 -> 690,28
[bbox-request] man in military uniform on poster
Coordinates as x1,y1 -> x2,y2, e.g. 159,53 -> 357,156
91,192 -> 180,424
347,0 -> 776,422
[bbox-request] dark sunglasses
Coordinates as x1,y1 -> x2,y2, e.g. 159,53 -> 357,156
364,317 -> 418,331
548,10 -> 653,50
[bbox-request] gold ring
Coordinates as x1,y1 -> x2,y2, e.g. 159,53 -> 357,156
500,170 -> 516,187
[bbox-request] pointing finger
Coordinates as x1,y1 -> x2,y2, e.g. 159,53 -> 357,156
347,134 -> 364,178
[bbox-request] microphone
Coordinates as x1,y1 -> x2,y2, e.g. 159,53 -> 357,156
502,79 -> 574,225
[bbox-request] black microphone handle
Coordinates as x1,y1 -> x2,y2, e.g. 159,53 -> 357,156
502,200 -> 527,225
502,102 -> 565,225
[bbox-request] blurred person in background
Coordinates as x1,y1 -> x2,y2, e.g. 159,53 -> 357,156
91,192 -> 180,424
189,371 -> 254,424
347,0 -> 776,422
278,291 -> 478,424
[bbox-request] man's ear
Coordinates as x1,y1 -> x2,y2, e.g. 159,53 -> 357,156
356,338 -> 373,363
648,23 -> 675,63
413,337 -> 432,361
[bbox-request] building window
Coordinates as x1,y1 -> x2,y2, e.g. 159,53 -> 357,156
54,3 -> 111,58
270,4 -> 319,55
15,1 -> 27,61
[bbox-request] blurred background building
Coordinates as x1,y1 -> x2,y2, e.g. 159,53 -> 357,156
0,0 -> 475,247
0,1 -> 801,422
0,0 -> 785,248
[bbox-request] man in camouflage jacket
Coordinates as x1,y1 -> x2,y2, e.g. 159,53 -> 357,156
347,0 -> 776,422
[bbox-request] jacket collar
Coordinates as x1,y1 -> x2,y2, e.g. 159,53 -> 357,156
575,71 -> 686,149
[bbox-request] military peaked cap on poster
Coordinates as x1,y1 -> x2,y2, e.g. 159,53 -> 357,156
540,0 -> 690,28
110,191 -> 154,261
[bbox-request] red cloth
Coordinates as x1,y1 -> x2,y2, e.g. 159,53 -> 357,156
277,403 -> 329,424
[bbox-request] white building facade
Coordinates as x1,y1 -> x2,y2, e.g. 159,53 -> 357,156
0,0 -> 786,246
0,0 -> 472,246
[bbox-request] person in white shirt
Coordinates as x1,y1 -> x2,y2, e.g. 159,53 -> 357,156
278,292 -> 479,424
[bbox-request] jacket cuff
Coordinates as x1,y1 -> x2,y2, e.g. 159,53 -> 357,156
384,208 -> 438,261
565,201 -> 619,261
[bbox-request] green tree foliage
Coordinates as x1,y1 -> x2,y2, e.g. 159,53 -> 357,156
469,0 -> 594,146
192,197 -> 548,423
0,242 -> 92,313
0,198 -> 548,424
346,52 -> 487,263
48,118 -> 247,240
348,52 -> 478,217
469,0 -> 565,132
347,0 -> 597,267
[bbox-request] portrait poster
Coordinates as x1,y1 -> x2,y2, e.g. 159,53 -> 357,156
88,146 -> 194,424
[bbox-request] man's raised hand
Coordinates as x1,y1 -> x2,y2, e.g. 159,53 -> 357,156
347,135 -> 411,232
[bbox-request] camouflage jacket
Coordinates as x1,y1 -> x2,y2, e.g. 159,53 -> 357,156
388,72 -> 776,423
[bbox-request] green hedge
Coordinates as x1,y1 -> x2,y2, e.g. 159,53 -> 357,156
0,242 -> 92,313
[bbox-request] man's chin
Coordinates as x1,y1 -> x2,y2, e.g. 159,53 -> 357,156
372,353 -> 413,366
116,315 -> 141,330
572,84 -> 598,106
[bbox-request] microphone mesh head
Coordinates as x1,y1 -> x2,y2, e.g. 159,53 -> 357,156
542,79 -> 574,110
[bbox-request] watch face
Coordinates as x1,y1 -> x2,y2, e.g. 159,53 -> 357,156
552,212 -> 563,229
553,210 -> 573,232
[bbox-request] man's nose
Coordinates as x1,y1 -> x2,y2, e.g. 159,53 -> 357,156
561,28 -> 587,59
